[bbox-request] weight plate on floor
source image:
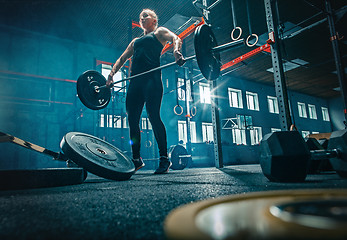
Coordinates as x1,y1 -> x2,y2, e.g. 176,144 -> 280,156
270,199 -> 347,229
194,24 -> 221,81
165,189 -> 347,240
60,132 -> 135,181
169,145 -> 191,170
0,168 -> 85,190
77,70 -> 111,110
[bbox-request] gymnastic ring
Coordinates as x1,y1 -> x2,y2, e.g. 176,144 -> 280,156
290,124 -> 298,131
246,33 -> 259,47
190,106 -> 197,117
144,140 -> 152,148
231,27 -> 242,41
174,105 -> 183,116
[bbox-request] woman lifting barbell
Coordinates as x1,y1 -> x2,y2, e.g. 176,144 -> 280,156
106,9 -> 185,174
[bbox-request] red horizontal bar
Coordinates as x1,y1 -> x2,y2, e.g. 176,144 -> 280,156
221,43 -> 271,71
0,96 -> 73,105
96,59 -> 129,68
132,21 -> 141,29
0,70 -> 76,83
96,60 -> 113,66
162,18 -> 205,55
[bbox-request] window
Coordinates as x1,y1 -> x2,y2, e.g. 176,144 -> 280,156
100,114 -> 105,128
267,96 -> 279,114
99,114 -> 122,128
178,121 -> 197,144
246,91 -> 259,111
101,64 -> 126,93
202,122 -> 214,142
298,102 -> 307,118
228,88 -> 243,108
322,107 -> 330,121
190,122 -> 197,143
250,127 -> 262,145
113,115 -> 122,128
123,116 -> 128,128
177,78 -> 185,101
302,131 -> 310,138
178,121 -> 187,143
199,83 -> 211,104
308,104 -> 317,119
141,118 -> 152,130
237,115 -> 253,129
271,128 -> 281,132
232,128 -> 246,145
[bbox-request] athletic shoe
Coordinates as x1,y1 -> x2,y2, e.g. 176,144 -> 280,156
133,158 -> 145,172
154,157 -> 172,174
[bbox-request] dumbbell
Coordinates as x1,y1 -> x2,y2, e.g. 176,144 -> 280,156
259,129 -> 347,182
306,138 -> 334,173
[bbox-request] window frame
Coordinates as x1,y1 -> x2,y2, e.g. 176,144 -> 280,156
298,102 -> 307,118
308,104 -> 317,119
228,88 -> 243,109
322,107 -> 330,121
250,126 -> 262,145
202,122 -> 214,142
246,91 -> 259,111
267,96 -> 279,114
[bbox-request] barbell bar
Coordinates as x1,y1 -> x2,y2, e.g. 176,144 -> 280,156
1,131 -> 193,180
77,25 -> 252,110
96,37 -> 245,91
96,55 -> 197,91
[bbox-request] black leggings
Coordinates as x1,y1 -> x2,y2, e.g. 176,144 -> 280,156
125,73 -> 167,159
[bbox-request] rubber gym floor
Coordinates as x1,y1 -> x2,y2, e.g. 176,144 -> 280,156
0,165 -> 346,240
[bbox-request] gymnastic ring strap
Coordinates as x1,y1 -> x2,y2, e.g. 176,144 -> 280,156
190,106 -> 197,117
174,105 -> 183,116
231,27 -> 242,41
246,33 -> 259,47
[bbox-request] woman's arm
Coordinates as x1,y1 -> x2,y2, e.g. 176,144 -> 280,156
106,38 -> 137,87
156,27 -> 185,66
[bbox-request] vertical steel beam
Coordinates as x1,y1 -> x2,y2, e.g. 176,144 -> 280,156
201,0 -> 223,168
210,79 -> 224,168
184,67 -> 192,155
264,0 -> 292,131
325,0 -> 347,123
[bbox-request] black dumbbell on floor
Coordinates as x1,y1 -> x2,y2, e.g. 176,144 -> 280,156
259,129 -> 347,182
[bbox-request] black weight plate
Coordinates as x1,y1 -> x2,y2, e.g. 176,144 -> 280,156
60,132 -> 135,181
328,129 -> 347,179
169,145 -> 190,170
194,24 -> 221,80
77,70 -> 111,110
0,168 -> 85,190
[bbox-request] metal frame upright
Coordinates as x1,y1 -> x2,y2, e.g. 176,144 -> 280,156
202,0 -> 224,168
264,0 -> 292,131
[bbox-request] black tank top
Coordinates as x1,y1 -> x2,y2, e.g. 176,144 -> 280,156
131,32 -> 164,77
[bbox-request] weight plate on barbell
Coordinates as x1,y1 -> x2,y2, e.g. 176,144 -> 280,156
60,132 -> 135,181
77,70 -> 111,110
194,24 -> 221,81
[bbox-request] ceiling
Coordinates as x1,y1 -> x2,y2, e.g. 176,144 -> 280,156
0,0 -> 346,99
